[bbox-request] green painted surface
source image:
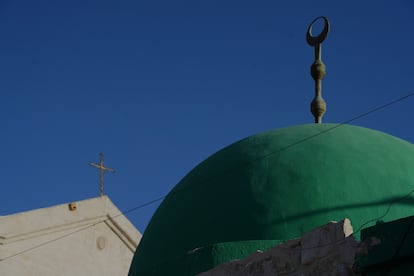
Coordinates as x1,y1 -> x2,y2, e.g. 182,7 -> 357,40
129,124 -> 414,276
138,240 -> 280,275
356,215 -> 414,274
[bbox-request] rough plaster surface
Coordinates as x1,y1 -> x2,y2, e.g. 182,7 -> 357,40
0,196 -> 141,276
198,219 -> 358,276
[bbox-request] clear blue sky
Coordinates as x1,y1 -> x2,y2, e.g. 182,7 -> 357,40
1,0 -> 413,232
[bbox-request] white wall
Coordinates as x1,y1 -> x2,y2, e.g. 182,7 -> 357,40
0,196 -> 141,276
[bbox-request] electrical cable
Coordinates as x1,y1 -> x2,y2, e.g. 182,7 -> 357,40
1,91 -> 413,262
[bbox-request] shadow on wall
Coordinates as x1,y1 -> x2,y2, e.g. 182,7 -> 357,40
268,195 -> 414,226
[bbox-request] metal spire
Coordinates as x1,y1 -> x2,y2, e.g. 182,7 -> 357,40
307,16 -> 330,124
89,153 -> 115,196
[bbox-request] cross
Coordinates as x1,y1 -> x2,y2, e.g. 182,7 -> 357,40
89,153 -> 115,196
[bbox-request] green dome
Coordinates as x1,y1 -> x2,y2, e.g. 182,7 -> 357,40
129,124 -> 414,275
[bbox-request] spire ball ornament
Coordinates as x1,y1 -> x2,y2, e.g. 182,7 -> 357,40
307,16 -> 330,124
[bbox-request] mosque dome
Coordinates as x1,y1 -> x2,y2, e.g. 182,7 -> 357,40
129,123 -> 414,275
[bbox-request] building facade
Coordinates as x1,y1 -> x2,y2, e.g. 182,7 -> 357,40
1,196 -> 141,276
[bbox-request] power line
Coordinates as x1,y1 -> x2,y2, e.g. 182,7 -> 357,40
278,186 -> 414,252
141,183 -> 414,275
1,91 -> 413,262
0,222 -> 101,262
141,185 -> 414,273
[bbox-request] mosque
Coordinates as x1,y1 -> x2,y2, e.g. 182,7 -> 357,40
128,17 -> 414,275
1,17 -> 413,276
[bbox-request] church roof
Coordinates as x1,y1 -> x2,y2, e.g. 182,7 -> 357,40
1,196 -> 142,275
129,123 -> 414,275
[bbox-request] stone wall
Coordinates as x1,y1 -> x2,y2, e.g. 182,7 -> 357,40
198,219 -> 357,276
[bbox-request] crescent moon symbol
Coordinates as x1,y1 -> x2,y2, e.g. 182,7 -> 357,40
306,16 -> 330,46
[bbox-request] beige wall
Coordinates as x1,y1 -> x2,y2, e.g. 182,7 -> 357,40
0,196 -> 141,276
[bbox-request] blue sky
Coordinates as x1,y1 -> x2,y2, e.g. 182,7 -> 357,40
1,0 -> 413,233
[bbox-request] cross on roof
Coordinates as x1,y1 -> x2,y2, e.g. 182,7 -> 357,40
89,153 -> 115,196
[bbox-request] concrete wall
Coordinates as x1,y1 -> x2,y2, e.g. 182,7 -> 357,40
198,219 -> 357,276
0,196 -> 141,276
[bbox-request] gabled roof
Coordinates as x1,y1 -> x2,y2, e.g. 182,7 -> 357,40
1,196 -> 141,252
0,196 -> 141,275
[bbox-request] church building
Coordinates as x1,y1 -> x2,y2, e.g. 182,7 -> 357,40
1,196 -> 141,275
1,16 -> 413,276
